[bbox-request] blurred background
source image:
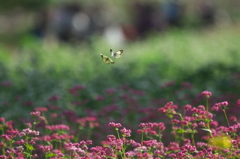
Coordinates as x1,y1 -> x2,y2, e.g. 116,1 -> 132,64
0,0 -> 240,122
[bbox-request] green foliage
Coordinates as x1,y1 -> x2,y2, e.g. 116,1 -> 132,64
0,0 -> 49,11
0,26 -> 240,121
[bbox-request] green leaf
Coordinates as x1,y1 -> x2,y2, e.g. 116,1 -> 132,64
167,114 -> 173,118
22,152 -> 31,157
25,143 -> 34,151
46,153 -> 56,158
176,128 -> 185,133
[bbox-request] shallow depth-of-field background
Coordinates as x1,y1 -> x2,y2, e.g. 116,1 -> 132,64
0,0 -> 240,154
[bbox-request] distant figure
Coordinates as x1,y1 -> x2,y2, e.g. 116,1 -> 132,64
198,1 -> 216,26
52,4 -> 80,42
163,0 -> 183,27
132,2 -> 154,37
31,10 -> 48,38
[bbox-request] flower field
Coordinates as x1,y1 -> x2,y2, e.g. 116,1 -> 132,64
0,25 -> 240,158
0,88 -> 240,158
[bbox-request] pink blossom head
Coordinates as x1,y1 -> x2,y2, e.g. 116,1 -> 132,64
201,91 -> 212,99
237,99 -> 240,107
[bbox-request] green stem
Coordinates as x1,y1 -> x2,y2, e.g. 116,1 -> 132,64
141,131 -> 144,146
191,133 -> 195,146
222,109 -> 230,127
115,128 -> 126,159
116,128 -> 121,139
206,98 -> 209,112
205,98 -> 213,137
206,122 -> 213,138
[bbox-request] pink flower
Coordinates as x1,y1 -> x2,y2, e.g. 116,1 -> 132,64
30,111 -> 41,117
184,105 -> 192,111
120,128 -> 131,137
237,99 -> 240,107
0,117 -> 5,123
229,116 -> 237,122
48,95 -> 61,102
34,107 -> 48,112
108,122 -> 122,128
45,124 -> 70,131
201,91 -> 212,98
210,121 -> 218,127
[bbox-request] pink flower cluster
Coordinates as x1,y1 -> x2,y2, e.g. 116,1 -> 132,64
45,124 -> 70,131
0,90 -> 240,158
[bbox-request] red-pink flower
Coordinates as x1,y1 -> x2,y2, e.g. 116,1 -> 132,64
201,91 -> 212,98
237,99 -> 240,107
45,124 -> 70,131
108,122 -> 122,128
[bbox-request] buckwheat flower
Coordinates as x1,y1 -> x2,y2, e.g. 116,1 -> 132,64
230,116 -> 237,122
196,142 -> 208,148
181,120 -> 189,126
29,139 -> 36,145
125,151 -> 136,157
191,107 -> 199,113
30,111 -> 41,117
184,104 -> 192,111
105,88 -> 116,95
45,124 -> 70,131
34,107 -> 48,112
154,122 -> 166,131
0,155 -> 7,159
139,123 -> 147,128
134,146 -> 148,152
76,148 -> 86,156
232,140 -> 238,145
107,135 -> 116,142
48,95 -> 61,102
0,117 -> 5,123
158,107 -> 167,114
95,95 -> 104,101
184,139 -> 191,145
51,149 -> 63,158
39,145 -> 53,153
154,150 -> 166,157
1,135 -> 12,141
19,139 -> 27,144
120,127 -> 131,137
86,140 -> 92,145
5,121 -> 13,130
197,150 -> 205,156
191,122 -> 198,128
210,121 -> 218,127
25,122 -> 32,128
172,119 -> 180,124
216,126 -> 229,133
212,105 -> 219,111
198,121 -> 206,127
214,101 -> 228,110
1,81 -> 12,87
108,122 -> 122,128
16,146 -> 24,152
177,151 -> 186,158
32,130 -> 40,136
143,139 -> 157,147
237,99 -> 240,107
228,126 -> 237,133
201,91 -> 212,98
198,105 -> 205,110
168,153 -> 176,158
18,132 -> 26,137
168,142 -> 180,151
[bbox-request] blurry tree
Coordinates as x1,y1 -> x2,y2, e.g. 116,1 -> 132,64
0,0 -> 49,12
